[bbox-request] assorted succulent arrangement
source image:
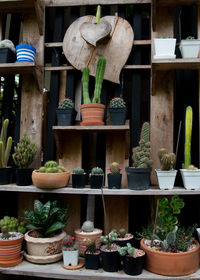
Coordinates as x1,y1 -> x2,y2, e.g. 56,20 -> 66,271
0,216 -> 26,234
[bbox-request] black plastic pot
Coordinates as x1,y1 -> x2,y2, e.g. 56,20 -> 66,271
113,235 -> 134,247
90,174 -> 104,189
0,48 -> 15,63
84,250 -> 101,270
123,254 -> 145,275
56,108 -> 77,126
72,174 -> 87,188
125,167 -> 152,190
109,108 -> 127,125
15,168 -> 34,186
107,174 -> 122,189
0,167 -> 13,185
101,249 -> 120,272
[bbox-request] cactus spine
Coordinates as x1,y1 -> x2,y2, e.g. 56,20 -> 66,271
0,119 -> 12,168
184,106 -> 192,169
92,57 -> 106,103
82,67 -> 91,104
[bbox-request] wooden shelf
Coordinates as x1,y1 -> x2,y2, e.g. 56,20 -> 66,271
53,124 -> 130,132
45,65 -> 151,71
152,58 -> 200,71
0,0 -> 44,35
0,184 -> 199,195
0,62 -> 43,92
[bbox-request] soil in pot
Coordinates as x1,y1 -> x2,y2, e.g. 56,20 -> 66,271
72,174 -> 87,188
84,250 -> 101,270
123,251 -> 145,276
90,174 -> 104,189
125,167 -> 151,190
107,174 -> 122,189
109,108 -> 127,125
100,244 -> 120,272
0,167 -> 13,185
15,168 -> 34,186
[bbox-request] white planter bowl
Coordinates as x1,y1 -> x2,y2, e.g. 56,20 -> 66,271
153,38 -> 176,59
180,169 -> 200,190
62,249 -> 79,266
155,169 -> 177,190
179,40 -> 200,58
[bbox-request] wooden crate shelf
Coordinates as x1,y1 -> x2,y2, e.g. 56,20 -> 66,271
152,58 -> 200,71
0,62 -> 43,92
45,65 -> 151,71
53,125 -> 130,132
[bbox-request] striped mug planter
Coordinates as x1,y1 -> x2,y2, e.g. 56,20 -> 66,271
16,44 -> 36,62
80,104 -> 105,126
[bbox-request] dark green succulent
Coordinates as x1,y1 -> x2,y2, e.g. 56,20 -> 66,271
24,200 -> 71,237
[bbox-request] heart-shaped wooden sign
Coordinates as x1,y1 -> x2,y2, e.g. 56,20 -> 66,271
80,21 -> 112,46
63,16 -> 134,84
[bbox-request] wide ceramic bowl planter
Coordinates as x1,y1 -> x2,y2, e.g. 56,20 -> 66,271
153,38 -> 176,59
179,40 -> 200,58
32,170 -> 70,189
80,103 -> 105,126
24,231 -> 66,264
140,238 -> 200,276
180,169 -> 200,190
155,169 -> 177,190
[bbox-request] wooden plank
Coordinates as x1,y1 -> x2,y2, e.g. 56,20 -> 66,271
198,6 -> 200,167
34,0 -> 45,35
45,65 -> 151,71
157,0 -> 200,6
153,58 -> 200,71
17,193 -> 40,217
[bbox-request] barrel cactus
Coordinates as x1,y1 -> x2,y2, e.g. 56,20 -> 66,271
58,98 -> 74,109
109,97 -> 126,108
158,148 -> 176,171
91,167 -> 104,175
73,168 -> 85,174
109,162 -> 121,174
0,119 -> 12,168
81,220 -> 94,232
38,161 -> 66,173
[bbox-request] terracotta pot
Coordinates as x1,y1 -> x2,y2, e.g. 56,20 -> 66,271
140,238 -> 200,276
24,231 -> 66,264
32,170 -> 70,189
0,233 -> 23,267
74,228 -> 103,256
80,104 -> 105,126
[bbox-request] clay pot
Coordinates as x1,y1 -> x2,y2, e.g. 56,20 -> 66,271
140,238 -> 200,276
32,170 -> 70,189
80,104 -> 105,126
0,233 -> 23,267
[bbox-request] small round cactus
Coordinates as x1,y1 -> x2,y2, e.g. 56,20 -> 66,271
0,39 -> 15,53
39,161 -> 66,173
58,98 -> 74,109
118,228 -> 127,238
109,162 -> 121,174
91,167 -> 104,175
81,221 -> 94,232
73,168 -> 85,174
45,161 -> 58,168
109,97 -> 126,108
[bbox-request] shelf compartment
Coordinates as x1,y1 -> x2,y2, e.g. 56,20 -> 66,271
152,58 -> 200,71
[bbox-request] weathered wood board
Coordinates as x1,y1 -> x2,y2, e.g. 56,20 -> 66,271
63,16 -> 134,84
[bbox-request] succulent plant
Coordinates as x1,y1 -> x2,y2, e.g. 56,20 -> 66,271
109,162 -> 121,174
118,228 -> 127,238
58,98 -> 74,109
12,132 -> 36,168
91,167 -> 104,175
0,119 -> 12,168
73,167 -> 85,174
109,97 -> 126,108
158,148 -> 176,171
61,235 -> 77,251
84,238 -> 97,254
118,243 -> 137,257
100,231 -> 118,250
81,220 -> 94,232
38,161 -> 66,173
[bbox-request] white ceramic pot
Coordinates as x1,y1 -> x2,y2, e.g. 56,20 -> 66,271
180,169 -> 200,190
179,40 -> 200,58
153,38 -> 176,59
155,169 -> 177,190
62,249 -> 79,266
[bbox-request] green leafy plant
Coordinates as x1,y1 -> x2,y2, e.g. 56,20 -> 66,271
38,161 -> 66,173
158,148 -> 176,171
0,119 -> 12,168
109,97 -> 126,108
24,200 -> 71,238
58,98 -> 74,109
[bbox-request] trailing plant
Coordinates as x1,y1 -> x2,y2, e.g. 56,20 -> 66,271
100,231 -> 118,250
61,235 -> 77,251
109,97 -> 126,108
24,200 -> 71,238
158,148 -> 176,171
12,132 -> 36,168
39,161 -> 66,173
108,162 -> 121,174
58,98 -> 74,109
81,220 -> 94,232
0,119 -> 12,168
91,167 -> 104,175
73,167 -> 85,174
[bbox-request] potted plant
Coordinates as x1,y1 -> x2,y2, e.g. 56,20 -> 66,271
153,36 -> 176,59
139,195 -> 199,276
0,216 -> 26,234
100,231 -> 120,272
32,160 -> 70,189
16,42 -> 36,62
56,98 -> 77,126
12,132 -> 37,186
125,122 -> 152,190
74,220 -> 102,256
155,148 -> 177,190
23,199 -> 71,264
84,238 -> 101,270
108,97 -> 127,125
90,167 -> 104,189
72,167 -> 87,188
0,119 -> 13,185
179,36 -> 200,58
0,39 -> 15,63
180,106 -> 200,190
61,235 -> 79,267
80,57 -> 106,126
107,162 -> 122,189
118,243 -> 145,276
111,228 -> 134,247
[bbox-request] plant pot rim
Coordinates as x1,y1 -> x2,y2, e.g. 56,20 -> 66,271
140,238 -> 199,256
33,169 -> 70,175
24,230 -> 66,243
80,103 -> 105,109
125,166 -> 152,171
16,44 -> 36,52
74,228 -> 103,236
180,169 -> 200,172
155,169 -> 177,173
115,233 -> 134,241
85,249 -> 101,255
0,233 -> 23,245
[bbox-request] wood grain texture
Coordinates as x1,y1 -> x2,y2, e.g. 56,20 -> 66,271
44,0 -> 151,6
63,15 -> 134,84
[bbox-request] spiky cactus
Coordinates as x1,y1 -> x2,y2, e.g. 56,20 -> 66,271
92,57 -> 106,103
13,132 -> 36,168
110,162 -> 121,174
38,161 -> 66,173
118,228 -> 126,238
158,148 -> 176,171
81,221 -> 94,232
109,97 -> 126,108
132,122 -> 152,168
0,119 -> 12,168
73,167 -> 85,174
183,106 -> 192,169
91,167 -> 104,175
85,238 -> 97,254
82,67 -> 91,104
58,98 -> 74,109
45,161 -> 58,168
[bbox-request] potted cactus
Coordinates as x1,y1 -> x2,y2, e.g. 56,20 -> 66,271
56,98 -> 76,126
125,122 -> 152,190
72,167 -> 87,188
179,36 -> 200,58
107,162 -> 122,189
32,160 -> 70,189
80,57 -> 106,126
90,167 -> 104,189
111,228 -> 134,247
12,132 -> 36,186
155,148 -> 177,190
180,106 -> 200,189
0,39 -> 16,63
84,238 -> 101,270
61,235 -> 79,267
108,97 -> 127,125
0,119 -> 13,185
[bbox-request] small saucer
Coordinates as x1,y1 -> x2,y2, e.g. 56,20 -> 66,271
62,258 -> 84,270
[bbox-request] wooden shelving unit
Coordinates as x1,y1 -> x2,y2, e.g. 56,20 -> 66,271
152,58 -> 200,71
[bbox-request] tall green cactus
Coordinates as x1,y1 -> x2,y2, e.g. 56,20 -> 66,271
141,121 -> 150,142
184,106 -> 192,169
0,119 -> 12,168
82,67 -> 91,104
96,5 -> 101,23
92,57 -> 106,103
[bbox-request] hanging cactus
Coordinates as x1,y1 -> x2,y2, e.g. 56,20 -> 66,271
184,106 -> 192,169
82,67 -> 91,104
0,119 -> 12,168
92,57 -> 106,103
158,148 -> 176,171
